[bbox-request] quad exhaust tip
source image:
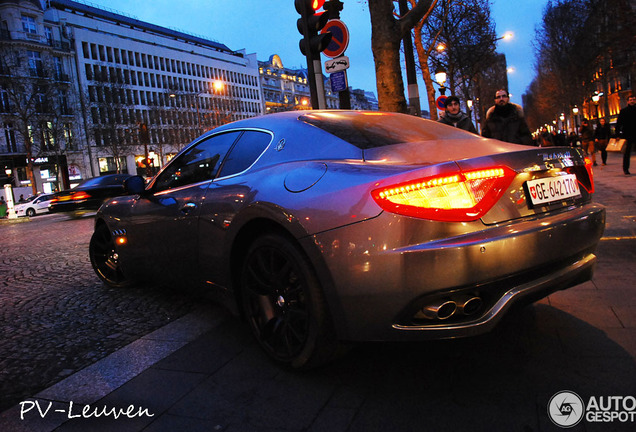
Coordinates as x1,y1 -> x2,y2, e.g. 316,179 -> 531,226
417,295 -> 483,321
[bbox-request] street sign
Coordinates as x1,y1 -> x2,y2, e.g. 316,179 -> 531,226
436,95 -> 447,111
321,19 -> 349,58
325,55 -> 349,73
330,70 -> 348,92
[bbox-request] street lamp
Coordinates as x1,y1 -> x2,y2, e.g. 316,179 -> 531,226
572,106 -> 580,132
434,67 -> 447,95
501,32 -> 513,41
591,92 -> 603,119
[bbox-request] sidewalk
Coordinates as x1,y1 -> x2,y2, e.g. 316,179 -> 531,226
1,151 -> 635,432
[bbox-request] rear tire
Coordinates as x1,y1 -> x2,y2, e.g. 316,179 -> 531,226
89,223 -> 133,288
240,233 -> 339,369
26,208 -> 36,217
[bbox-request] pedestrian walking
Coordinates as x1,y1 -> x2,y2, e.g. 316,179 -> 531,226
616,95 -> 636,175
594,118 -> 611,166
568,131 -> 580,148
580,119 -> 596,166
437,95 -> 477,133
482,89 -> 533,145
537,126 -> 554,147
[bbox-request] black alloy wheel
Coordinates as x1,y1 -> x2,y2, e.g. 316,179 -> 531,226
240,233 -> 337,369
26,208 -> 36,217
89,223 -> 131,288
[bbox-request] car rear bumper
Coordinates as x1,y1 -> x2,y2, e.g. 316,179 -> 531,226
309,203 -> 605,341
49,200 -> 101,213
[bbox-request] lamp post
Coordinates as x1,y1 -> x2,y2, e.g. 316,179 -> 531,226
591,93 -> 602,119
434,67 -> 447,96
572,106 -> 580,133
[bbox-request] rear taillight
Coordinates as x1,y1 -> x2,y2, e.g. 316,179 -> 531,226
72,191 -> 91,201
566,157 -> 594,194
372,166 -> 516,222
583,157 -> 595,193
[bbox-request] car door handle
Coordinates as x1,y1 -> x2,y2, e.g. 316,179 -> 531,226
180,202 -> 197,214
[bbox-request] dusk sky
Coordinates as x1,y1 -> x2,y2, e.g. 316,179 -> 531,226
84,0 -> 547,107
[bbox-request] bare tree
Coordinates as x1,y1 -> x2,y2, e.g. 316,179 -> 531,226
525,0 -> 635,130
87,64 -> 136,174
413,0 -> 499,121
0,49 -> 72,194
367,0 -> 433,113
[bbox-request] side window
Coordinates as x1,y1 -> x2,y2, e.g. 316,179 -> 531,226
153,131 -> 240,192
218,131 -> 271,178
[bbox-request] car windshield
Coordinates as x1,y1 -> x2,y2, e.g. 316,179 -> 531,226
299,112 -> 477,149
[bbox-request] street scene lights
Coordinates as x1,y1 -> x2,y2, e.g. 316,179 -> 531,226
169,80 -> 225,132
500,31 -> 513,41
434,67 -> 447,95
591,92 -> 603,118
572,106 -> 580,132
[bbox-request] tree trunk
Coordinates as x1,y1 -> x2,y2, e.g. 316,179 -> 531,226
368,0 -> 433,113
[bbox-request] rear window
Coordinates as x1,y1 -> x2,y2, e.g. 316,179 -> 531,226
299,112 -> 476,149
79,175 -> 129,188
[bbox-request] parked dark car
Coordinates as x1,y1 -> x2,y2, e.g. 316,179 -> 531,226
89,111 -> 605,369
49,174 -> 133,216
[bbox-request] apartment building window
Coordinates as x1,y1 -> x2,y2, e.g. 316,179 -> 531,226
4,123 -> 17,152
21,15 -> 37,34
64,123 -> 75,150
44,26 -> 53,45
0,86 -> 10,112
27,50 -> 43,77
53,57 -> 63,80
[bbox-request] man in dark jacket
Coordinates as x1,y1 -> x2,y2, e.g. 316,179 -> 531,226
482,89 -> 533,145
616,95 -> 636,175
438,96 -> 477,133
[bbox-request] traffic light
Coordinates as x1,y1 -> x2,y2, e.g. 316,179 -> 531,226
295,0 -> 332,57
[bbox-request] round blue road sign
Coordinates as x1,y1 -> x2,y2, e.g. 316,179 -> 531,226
321,19 -> 349,58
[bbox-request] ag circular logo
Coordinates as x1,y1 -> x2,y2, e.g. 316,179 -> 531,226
548,391 -> 585,428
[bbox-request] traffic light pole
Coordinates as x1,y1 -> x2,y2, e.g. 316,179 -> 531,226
296,0 -> 331,109
324,0 -> 350,110
312,59 -> 327,109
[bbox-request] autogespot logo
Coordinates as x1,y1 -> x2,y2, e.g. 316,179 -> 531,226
548,391 -> 585,428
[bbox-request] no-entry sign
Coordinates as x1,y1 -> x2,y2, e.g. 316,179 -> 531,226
321,19 -> 349,58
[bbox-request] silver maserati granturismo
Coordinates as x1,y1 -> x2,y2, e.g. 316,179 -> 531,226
89,111 -> 605,368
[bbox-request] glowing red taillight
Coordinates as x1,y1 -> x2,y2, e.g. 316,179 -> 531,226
372,166 -> 516,222
72,191 -> 91,201
583,157 -> 595,194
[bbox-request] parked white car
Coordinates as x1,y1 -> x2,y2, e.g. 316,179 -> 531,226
14,194 -> 54,217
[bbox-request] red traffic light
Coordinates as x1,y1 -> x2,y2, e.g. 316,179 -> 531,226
311,0 -> 325,10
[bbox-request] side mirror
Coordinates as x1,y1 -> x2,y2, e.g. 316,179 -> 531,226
124,176 -> 146,195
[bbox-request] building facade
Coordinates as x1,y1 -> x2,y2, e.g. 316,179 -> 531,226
259,54 -> 339,113
258,54 -> 379,114
1,0 -> 263,194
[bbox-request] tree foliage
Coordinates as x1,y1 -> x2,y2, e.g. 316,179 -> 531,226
0,49 -> 74,193
410,0 -> 500,122
524,0 -> 636,130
